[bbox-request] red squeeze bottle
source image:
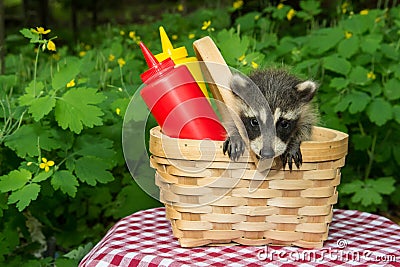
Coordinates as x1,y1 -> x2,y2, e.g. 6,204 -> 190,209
139,42 -> 226,140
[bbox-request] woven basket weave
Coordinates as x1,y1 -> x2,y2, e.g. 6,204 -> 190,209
149,126 -> 348,248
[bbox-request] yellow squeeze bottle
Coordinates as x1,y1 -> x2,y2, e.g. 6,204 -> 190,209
155,26 -> 209,98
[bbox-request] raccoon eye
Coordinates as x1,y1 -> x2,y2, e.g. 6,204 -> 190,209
279,119 -> 290,129
250,118 -> 259,127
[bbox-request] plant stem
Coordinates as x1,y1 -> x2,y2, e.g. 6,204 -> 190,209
365,131 -> 377,180
119,66 -> 130,97
33,44 -> 40,95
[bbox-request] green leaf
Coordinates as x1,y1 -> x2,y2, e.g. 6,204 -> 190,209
111,97 -> 130,119
74,157 -> 114,186
19,81 -> 45,106
334,95 -> 351,112
348,91 -> 371,114
367,98 -> 393,126
20,28 -> 35,39
32,171 -> 53,183
362,83 -> 382,97
0,169 -> 32,193
19,28 -> 40,43
235,12 -> 260,33
323,55 -> 351,75
337,36 -> 359,58
329,78 -> 349,90
393,105 -> 400,124
349,66 -> 369,85
63,243 -> 93,260
340,180 -> 364,194
383,78 -> 400,100
334,91 -> 370,114
352,134 -> 372,151
8,183 -> 41,211
308,27 -> 344,55
55,88 -> 106,134
51,171 -> 79,197
52,58 -> 82,90
29,96 -> 56,121
74,135 -> 116,163
352,187 -> 382,206
366,177 -> 395,195
217,29 -> 250,65
340,14 -> 370,34
360,34 -> 382,54
381,44 -> 399,60
4,124 -> 60,157
299,0 -> 321,16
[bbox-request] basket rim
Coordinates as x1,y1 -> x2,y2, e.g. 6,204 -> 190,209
149,126 -> 348,163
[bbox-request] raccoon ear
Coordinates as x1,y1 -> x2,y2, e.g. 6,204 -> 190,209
295,80 -> 317,103
230,73 -> 251,96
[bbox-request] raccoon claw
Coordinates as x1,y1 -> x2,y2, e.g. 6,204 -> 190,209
281,149 -> 302,171
223,136 -> 245,161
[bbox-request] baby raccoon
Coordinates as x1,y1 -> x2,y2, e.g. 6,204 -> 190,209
222,68 -> 318,170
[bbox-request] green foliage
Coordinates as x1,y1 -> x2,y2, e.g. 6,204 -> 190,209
0,1 -> 399,265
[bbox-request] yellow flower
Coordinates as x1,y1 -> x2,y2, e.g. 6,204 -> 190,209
47,40 -> 56,51
341,2 -> 349,14
233,0 -> 243,9
67,79 -> 75,88
39,158 -> 55,172
277,3 -> 284,9
32,27 -> 51,35
345,31 -> 353,39
201,20 -> 211,30
79,51 -> 86,57
360,9 -> 369,15
116,108 -> 121,115
120,30 -> 125,36
109,54 -> 115,61
188,33 -> 195,39
251,61 -> 259,69
238,54 -> 245,61
118,58 -> 126,67
287,8 -> 296,21
172,34 -> 178,40
177,4 -> 184,12
367,71 -> 376,80
129,31 -> 136,39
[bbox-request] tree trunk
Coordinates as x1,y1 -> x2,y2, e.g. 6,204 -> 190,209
71,0 -> 78,43
0,0 -> 5,74
39,0 -> 49,27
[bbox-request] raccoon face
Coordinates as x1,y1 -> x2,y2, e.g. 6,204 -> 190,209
230,71 -> 317,159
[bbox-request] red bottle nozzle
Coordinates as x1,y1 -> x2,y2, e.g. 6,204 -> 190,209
139,42 -> 175,83
140,42 -> 159,68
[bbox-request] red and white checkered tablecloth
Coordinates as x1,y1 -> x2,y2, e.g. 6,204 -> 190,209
79,208 -> 400,267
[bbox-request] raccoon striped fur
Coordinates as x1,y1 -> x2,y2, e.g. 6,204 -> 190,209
222,68 -> 318,170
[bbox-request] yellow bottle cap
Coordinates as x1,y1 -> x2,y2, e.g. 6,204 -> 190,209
155,26 -> 188,62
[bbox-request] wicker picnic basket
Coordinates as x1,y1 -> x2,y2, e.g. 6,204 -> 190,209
149,125 -> 348,248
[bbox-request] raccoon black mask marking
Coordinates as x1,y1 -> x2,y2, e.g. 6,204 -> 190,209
222,68 -> 318,171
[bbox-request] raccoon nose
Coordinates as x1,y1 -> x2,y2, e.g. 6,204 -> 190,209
260,148 -> 275,159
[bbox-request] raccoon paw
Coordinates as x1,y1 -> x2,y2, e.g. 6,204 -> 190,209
280,147 -> 302,171
223,136 -> 245,161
